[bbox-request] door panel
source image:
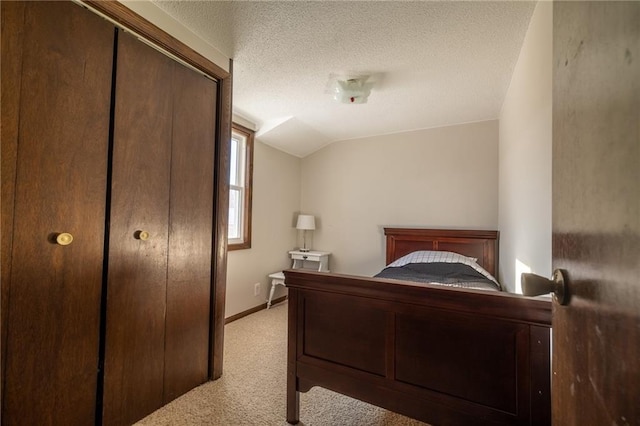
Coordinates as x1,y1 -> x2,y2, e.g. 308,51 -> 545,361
163,64 -> 217,402
552,2 -> 639,424
103,31 -> 173,426
1,0 -> 25,396
1,1 -> 114,424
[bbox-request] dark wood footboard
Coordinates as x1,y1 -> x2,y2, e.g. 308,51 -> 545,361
286,270 -> 551,426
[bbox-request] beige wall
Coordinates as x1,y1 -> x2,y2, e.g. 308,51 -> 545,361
498,1 -> 552,293
225,141 -> 301,318
301,121 -> 499,277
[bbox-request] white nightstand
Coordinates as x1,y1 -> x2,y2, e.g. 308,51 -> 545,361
288,250 -> 330,272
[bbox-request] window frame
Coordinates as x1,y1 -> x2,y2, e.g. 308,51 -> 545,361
228,123 -> 254,250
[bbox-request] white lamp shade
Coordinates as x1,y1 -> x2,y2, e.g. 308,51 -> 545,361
296,214 -> 316,230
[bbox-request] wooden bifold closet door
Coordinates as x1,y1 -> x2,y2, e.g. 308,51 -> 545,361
2,2 -> 218,425
102,31 -> 216,426
1,2 -> 114,424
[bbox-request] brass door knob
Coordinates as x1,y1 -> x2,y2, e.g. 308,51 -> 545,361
56,232 -> 74,246
521,269 -> 568,305
136,230 -> 150,241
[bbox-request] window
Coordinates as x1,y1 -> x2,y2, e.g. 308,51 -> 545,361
228,123 -> 254,250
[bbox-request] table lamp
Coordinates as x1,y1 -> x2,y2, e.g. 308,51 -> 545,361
296,214 -> 315,252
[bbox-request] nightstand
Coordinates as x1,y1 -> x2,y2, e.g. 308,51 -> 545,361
288,250 -> 330,272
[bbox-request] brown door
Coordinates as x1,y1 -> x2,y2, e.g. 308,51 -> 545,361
102,31 -> 216,425
0,1 -> 114,424
164,59 -> 217,403
552,2 -> 639,424
102,31 -> 174,426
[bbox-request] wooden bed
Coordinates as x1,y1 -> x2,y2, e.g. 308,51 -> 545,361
285,228 -> 551,425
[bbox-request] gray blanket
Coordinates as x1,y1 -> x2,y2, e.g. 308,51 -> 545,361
374,262 -> 500,291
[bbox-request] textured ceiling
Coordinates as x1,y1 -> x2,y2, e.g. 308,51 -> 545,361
153,1 -> 536,157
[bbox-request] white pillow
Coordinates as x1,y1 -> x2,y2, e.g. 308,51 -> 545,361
388,250 -> 476,267
387,250 -> 498,284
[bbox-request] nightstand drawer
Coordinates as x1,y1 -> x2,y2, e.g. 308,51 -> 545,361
291,253 -> 320,262
288,250 -> 331,272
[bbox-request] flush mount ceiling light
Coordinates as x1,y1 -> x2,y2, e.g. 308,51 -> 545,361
330,75 -> 373,104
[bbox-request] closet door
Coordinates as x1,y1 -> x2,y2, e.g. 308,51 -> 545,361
103,31 -> 216,425
102,31 -> 173,426
1,1 -> 114,424
164,61 -> 217,402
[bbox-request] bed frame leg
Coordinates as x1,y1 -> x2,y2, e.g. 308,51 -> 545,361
287,287 -> 300,424
286,386 -> 300,424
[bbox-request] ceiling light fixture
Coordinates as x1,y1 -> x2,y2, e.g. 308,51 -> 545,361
332,76 -> 372,104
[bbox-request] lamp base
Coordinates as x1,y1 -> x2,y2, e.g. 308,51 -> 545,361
298,248 -> 310,252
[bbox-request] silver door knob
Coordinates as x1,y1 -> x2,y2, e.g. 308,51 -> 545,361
521,269 -> 568,305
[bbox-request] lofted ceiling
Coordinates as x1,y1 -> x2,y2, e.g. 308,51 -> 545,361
153,1 -> 536,157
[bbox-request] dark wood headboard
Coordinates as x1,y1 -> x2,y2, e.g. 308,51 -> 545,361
384,228 -> 499,277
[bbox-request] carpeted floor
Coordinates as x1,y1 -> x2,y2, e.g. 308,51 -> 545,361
136,301 -> 428,425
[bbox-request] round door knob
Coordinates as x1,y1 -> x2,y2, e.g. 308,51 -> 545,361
136,230 -> 150,241
56,232 -> 74,246
521,269 -> 568,305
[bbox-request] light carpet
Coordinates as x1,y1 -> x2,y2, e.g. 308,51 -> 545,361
136,301 -> 428,426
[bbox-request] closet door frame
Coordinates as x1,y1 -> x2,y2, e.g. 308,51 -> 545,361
82,0 -> 231,380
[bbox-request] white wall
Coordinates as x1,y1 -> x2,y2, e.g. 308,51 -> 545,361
498,1 -> 552,293
117,0 -> 229,71
301,120 -> 499,277
225,141 -> 301,318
